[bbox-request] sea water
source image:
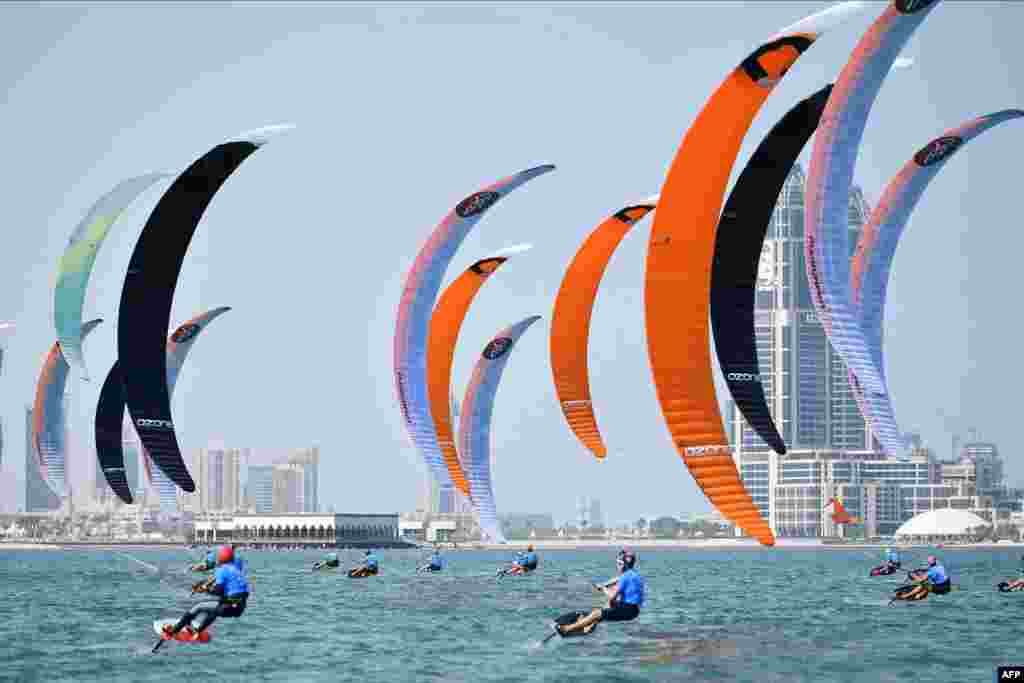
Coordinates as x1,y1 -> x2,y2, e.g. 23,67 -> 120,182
1,547 -> 1021,682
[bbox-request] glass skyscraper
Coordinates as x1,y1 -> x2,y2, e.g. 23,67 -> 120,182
248,465 -> 275,513
195,447 -> 243,512
123,435 -> 141,501
0,323 -> 12,470
730,164 -> 873,457
729,165 -> 875,525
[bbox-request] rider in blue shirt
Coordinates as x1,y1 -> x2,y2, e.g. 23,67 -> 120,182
902,555 -> 950,600
557,548 -> 644,636
522,546 -> 538,571
925,556 -> 950,593
167,545 -> 250,640
419,549 -> 444,572
885,547 -> 900,569
313,552 -> 339,570
348,550 -> 379,577
506,545 -> 538,575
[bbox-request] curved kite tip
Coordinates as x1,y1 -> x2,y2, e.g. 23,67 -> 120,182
891,56 -> 915,70
492,243 -> 533,257
773,1 -> 868,41
142,171 -> 176,183
520,163 -> 556,178
238,123 -> 296,147
507,314 -> 543,337
201,306 -> 233,324
991,108 -> 1024,120
81,318 -> 104,339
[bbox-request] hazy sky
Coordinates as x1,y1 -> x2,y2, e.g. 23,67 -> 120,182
1,2 -> 1021,523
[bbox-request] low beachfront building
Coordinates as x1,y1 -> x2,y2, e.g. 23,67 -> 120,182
193,512 -> 407,548
894,508 -> 990,544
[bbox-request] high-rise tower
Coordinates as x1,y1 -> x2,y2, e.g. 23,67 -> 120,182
731,166 -> 874,520
729,164 -> 873,456
0,323 -> 12,470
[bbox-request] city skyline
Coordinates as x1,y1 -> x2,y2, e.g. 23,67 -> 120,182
1,3 -> 1023,524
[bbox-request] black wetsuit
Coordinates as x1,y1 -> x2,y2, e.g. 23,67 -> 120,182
173,564 -> 249,634
174,592 -> 248,633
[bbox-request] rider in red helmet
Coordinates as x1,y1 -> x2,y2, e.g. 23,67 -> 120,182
164,545 -> 250,641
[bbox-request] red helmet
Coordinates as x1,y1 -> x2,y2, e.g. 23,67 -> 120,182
217,545 -> 234,564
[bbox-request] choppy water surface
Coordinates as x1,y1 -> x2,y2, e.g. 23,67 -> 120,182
1,547 -> 1022,682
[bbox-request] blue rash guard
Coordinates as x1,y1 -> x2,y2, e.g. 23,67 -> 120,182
926,564 -> 948,585
213,563 -> 250,598
616,569 -> 645,607
365,554 -> 379,570
521,552 -> 537,569
205,551 -> 216,568
886,550 -> 899,563
429,555 -> 443,570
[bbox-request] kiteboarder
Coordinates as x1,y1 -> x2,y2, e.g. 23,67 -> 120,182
349,550 -> 379,577
513,545 -> 539,572
871,547 -> 902,575
899,555 -> 950,601
313,552 -> 340,571
556,548 -> 644,636
999,555 -> 1024,591
165,545 -> 249,641
189,547 -> 216,572
417,549 -> 444,573
513,545 -> 539,574
499,545 -> 538,576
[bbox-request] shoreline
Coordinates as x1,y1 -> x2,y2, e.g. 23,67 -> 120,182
469,540 -> 1024,551
3,539 -> 1022,551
